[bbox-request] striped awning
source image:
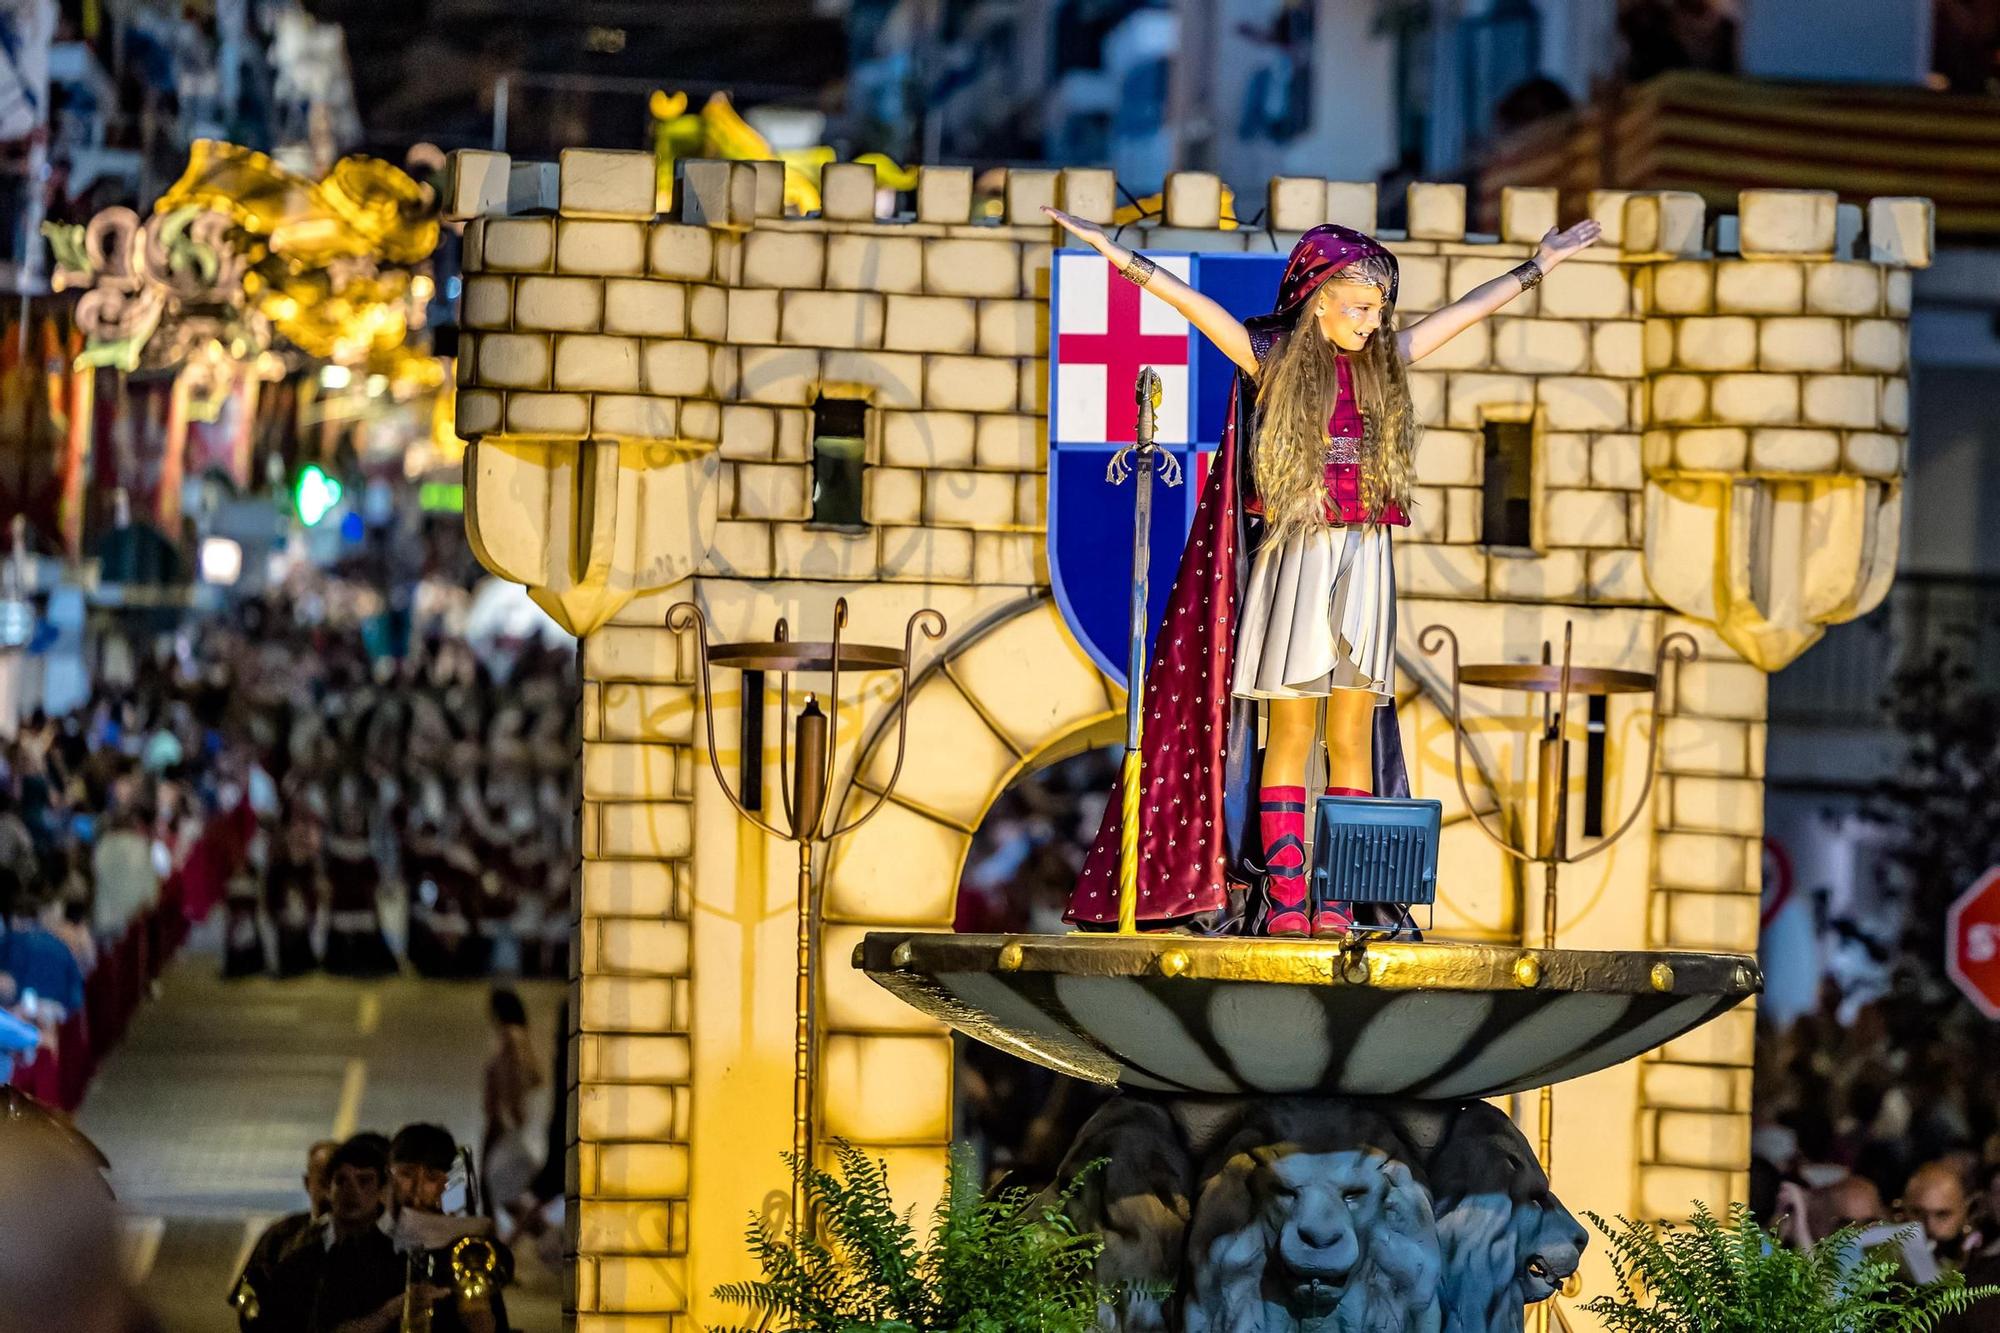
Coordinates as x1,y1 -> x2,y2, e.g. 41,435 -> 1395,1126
1478,70 -> 2000,238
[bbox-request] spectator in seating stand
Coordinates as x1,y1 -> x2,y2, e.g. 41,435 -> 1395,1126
265,804 -> 323,977
322,784 -> 394,977
231,1138 -> 338,1330
0,868 -> 85,1035
260,1134 -> 391,1331
1903,1159 -> 1982,1272
89,796 -> 158,944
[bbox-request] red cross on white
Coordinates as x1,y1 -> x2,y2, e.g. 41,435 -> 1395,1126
1053,252 -> 1192,446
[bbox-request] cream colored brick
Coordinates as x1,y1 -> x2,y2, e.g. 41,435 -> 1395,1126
442,148 -> 510,220
821,161 -> 878,221
1710,373 -> 1800,425
1642,318 -> 1675,371
976,414 -> 1045,470
977,300 -> 1044,358
1886,269 -> 1914,316
704,519 -> 773,577
484,217 -> 556,272
773,524 -> 879,579
1016,472 -> 1045,525
456,388 -> 501,436
864,468 -> 924,525
461,275 -> 511,330
574,1028 -> 691,1081
781,290 -> 885,349
1417,429 -> 1478,486
828,233 -> 924,293
707,347 -> 738,402
1396,543 -> 1487,597
752,160 -> 786,219
478,333 -> 552,389
1539,263 -> 1629,318
1643,1063 -> 1751,1114
741,230 -> 825,289
1020,242 -> 1053,300
1715,260 -> 1804,315
923,238 -> 1019,298
455,336 -> 476,386
1648,375 -> 1708,425
914,354 -> 1017,413
1650,261 -> 1714,315
1396,256 -> 1447,312
1845,431 -> 1901,477
1588,189 -> 1633,246
885,294 -> 976,353
1326,181 -> 1378,233
1445,372 -> 1534,428
1662,717 -> 1750,777
1421,320 -> 1490,371
1448,256 -> 1533,308
1805,262 -> 1882,315
1269,176 -> 1328,232
1165,171 -> 1224,228
1622,191 -> 1706,258
1657,830 -> 1749,892
1675,661 -> 1768,720
686,284 -> 726,341
515,276 -> 604,332
1588,549 -> 1651,603
1489,549 -> 1584,600
558,219 -> 647,276
589,394 -> 674,441
1672,775 -> 1763,837
1591,434 -> 1642,489
639,340 -> 709,397
725,288 -> 778,344
974,531 -> 1046,585
1005,167 -> 1060,226
736,346 -> 820,405
882,411 -> 974,467
602,279 -> 686,338
918,166 -> 974,224
1738,189 -> 1837,257
1868,196 -> 1935,268
1409,369 -> 1444,426
1405,487 -> 1446,541
1059,166 -> 1118,225
926,470 -> 1016,527
1757,317 -> 1843,372
576,1082 -> 687,1141
774,408 -> 811,461
1500,187 -> 1558,244
1544,489 -> 1626,547
880,526 -> 975,581
1749,428 -> 1839,472
1675,317 -> 1757,372
1849,320 -> 1905,373
1407,181 -> 1467,240
1539,376 -> 1629,431
823,350 -> 923,409
1592,322 -> 1644,378
461,218 -> 485,271
1444,490 -> 1481,544
1802,375 -> 1877,429
1540,432 -> 1590,487
733,462 -> 811,521
648,223 -> 713,280
677,158 -> 754,231
506,392 -> 589,437
1883,377 -> 1909,430
560,148 -> 657,219
718,404 -> 776,461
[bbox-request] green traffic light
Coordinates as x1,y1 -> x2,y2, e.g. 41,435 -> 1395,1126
295,464 -> 343,526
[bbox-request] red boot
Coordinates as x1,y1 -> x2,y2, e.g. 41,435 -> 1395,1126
1313,786 -> 1371,937
1259,787 -> 1310,936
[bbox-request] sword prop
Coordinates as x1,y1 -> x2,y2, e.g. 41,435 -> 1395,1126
1106,366 -> 1181,933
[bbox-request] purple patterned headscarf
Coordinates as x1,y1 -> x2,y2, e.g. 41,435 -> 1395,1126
1269,224 -> 1399,321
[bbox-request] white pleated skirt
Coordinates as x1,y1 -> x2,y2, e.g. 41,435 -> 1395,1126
1231,524 -> 1396,702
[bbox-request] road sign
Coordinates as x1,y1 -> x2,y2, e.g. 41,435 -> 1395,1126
1946,866 -> 2000,1018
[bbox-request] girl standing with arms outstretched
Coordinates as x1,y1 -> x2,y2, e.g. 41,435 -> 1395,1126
1054,209 -> 1601,936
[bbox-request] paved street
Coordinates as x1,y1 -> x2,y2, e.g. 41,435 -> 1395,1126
75,930 -> 566,1331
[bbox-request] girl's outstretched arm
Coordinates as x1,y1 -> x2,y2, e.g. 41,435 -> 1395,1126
1043,206 -> 1258,374
1398,220 -> 1602,364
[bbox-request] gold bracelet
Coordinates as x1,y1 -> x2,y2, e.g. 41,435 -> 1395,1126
1512,259 -> 1544,291
1118,253 -> 1158,288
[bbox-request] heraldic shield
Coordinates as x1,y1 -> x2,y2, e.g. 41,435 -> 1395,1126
1046,248 -> 1288,684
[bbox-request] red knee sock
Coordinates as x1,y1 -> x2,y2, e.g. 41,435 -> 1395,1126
1326,786 -> 1371,798
1259,786 -> 1309,935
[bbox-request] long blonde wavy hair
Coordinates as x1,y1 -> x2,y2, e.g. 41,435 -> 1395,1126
1252,254 -> 1418,535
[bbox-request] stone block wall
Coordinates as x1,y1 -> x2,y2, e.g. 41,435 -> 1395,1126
447,146 -> 1928,1330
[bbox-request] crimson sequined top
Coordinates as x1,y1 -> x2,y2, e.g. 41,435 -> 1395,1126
1246,354 -> 1410,528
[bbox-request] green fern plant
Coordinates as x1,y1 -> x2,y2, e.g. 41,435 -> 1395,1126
712,1140 -> 1122,1333
1584,1202 -> 2000,1332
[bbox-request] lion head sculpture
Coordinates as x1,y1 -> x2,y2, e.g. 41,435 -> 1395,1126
1406,1103 -> 1586,1333
1182,1100 -> 1441,1333
1045,1097 -> 1195,1333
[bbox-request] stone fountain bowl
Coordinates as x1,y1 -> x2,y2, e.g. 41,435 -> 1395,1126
856,933 -> 1761,1099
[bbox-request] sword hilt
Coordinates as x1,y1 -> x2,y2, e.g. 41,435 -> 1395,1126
1106,366 -> 1182,487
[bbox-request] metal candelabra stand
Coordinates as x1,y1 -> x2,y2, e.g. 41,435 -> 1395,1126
668,597 -> 945,1235
1419,621 -> 1697,1331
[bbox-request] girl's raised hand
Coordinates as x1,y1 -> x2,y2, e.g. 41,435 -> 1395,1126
1535,219 -> 1602,268
1042,204 -> 1111,252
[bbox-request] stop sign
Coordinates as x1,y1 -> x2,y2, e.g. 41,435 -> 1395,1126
1948,867 -> 2000,1018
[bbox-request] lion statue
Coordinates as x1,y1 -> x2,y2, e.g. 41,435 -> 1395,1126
1393,1103 -> 1587,1333
1046,1097 -> 1195,1332
1181,1100 -> 1442,1333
